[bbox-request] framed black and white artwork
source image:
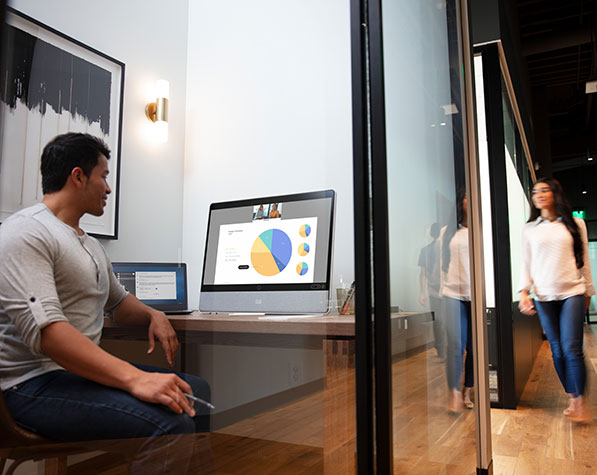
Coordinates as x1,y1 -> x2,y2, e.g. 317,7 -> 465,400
0,7 -> 124,238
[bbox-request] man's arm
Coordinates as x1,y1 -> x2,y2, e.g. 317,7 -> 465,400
40,321 -> 195,416
113,294 -> 179,366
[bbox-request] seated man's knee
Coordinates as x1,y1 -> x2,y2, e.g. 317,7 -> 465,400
189,374 -> 210,401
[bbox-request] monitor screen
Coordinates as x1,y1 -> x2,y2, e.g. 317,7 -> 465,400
200,189 -> 335,313
112,262 -> 189,312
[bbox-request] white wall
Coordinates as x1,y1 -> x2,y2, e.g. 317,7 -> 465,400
475,54 -> 496,308
9,0 -> 190,262
182,0 -> 354,308
505,147 -> 530,298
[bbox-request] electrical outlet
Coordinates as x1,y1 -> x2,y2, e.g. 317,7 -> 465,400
288,362 -> 302,386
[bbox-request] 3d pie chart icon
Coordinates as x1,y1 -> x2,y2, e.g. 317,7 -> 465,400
251,229 -> 292,276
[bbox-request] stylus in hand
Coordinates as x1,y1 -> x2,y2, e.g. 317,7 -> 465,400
184,393 -> 215,410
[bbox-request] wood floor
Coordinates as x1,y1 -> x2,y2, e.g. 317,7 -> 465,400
491,324 -> 597,475
219,325 -> 597,474
10,326 -> 597,474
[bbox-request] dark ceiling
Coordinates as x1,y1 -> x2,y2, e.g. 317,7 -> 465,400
515,0 -> 597,223
516,0 -> 597,168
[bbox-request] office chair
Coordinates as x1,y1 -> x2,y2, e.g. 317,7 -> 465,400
0,389 -> 95,475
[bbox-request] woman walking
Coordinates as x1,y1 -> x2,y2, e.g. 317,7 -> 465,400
442,189 -> 474,411
518,177 -> 594,422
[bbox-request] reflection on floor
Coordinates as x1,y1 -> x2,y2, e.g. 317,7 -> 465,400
217,391 -> 324,448
219,326 -> 597,474
391,346 -> 477,474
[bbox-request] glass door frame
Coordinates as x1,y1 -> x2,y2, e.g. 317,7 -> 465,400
350,0 -> 493,472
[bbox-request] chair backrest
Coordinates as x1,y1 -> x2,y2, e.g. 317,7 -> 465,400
0,390 -> 48,447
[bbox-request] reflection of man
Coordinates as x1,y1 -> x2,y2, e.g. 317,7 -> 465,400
0,133 -> 210,466
418,223 -> 445,359
269,203 -> 280,218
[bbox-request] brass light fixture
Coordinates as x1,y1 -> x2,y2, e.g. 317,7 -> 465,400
145,79 -> 169,143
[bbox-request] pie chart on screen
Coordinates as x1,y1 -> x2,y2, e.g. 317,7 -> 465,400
251,229 -> 292,276
299,224 -> 311,237
298,243 -> 310,256
296,262 -> 309,276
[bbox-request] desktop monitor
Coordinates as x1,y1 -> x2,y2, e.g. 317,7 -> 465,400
199,189 -> 336,314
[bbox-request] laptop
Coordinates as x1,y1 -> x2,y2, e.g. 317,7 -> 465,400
112,262 -> 194,315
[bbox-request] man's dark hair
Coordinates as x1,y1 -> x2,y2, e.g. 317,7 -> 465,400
41,133 -> 111,194
430,222 -> 440,239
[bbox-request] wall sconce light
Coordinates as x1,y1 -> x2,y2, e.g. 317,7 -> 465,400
145,79 -> 169,143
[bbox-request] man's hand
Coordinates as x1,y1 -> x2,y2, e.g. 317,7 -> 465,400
127,370 -> 195,417
148,311 -> 179,366
114,295 -> 180,366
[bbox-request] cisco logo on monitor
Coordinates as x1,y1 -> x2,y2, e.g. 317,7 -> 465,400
255,299 -> 263,305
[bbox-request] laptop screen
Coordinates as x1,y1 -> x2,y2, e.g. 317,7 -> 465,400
112,262 -> 189,313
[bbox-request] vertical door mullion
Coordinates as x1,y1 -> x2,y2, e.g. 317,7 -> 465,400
458,0 -> 494,472
366,0 -> 394,473
350,0 -> 374,472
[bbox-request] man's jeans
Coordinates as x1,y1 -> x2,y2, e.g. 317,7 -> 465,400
4,364 -> 211,473
4,364 -> 210,440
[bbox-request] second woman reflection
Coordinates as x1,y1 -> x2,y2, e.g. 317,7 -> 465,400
441,189 -> 474,412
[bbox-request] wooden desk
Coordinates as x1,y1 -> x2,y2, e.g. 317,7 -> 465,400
103,312 -> 356,472
104,312 -> 354,344
103,311 -> 431,473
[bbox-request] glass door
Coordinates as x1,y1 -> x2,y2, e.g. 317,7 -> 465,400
350,0 -> 493,472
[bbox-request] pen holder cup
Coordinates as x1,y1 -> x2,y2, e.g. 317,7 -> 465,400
336,288 -> 355,315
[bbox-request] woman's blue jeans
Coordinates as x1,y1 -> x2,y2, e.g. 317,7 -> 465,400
535,294 -> 586,397
4,364 -> 211,441
444,297 -> 474,391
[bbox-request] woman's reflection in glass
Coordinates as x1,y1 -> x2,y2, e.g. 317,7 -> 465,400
440,188 -> 474,411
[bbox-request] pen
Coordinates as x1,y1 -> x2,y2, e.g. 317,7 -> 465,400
183,392 -> 215,410
340,281 -> 355,315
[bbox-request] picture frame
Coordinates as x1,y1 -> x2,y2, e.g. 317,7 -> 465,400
0,7 -> 125,239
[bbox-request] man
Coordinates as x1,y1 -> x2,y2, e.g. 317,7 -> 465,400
0,133 -> 210,448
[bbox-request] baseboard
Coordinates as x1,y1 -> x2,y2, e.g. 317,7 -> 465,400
212,378 -> 324,430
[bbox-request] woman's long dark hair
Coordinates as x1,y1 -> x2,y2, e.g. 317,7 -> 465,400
529,177 -> 584,268
442,187 -> 466,273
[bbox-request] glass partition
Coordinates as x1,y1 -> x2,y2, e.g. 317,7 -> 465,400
177,2 -> 357,472
380,0 -> 479,471
0,1 -> 357,473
